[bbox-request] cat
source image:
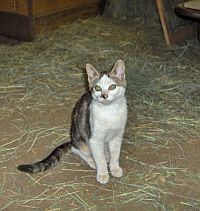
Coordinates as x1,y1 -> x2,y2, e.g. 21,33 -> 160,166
17,59 -> 127,184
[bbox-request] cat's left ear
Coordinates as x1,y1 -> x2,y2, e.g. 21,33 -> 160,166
111,59 -> 125,80
86,63 -> 100,83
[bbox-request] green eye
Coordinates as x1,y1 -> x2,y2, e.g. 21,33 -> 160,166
94,85 -> 102,92
109,84 -> 117,90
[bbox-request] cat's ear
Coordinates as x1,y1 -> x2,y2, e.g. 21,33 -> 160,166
111,59 -> 125,80
86,63 -> 100,83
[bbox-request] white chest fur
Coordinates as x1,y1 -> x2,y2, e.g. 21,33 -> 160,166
90,97 -> 127,140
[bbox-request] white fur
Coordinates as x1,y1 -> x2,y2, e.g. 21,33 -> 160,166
89,75 -> 127,184
92,75 -> 125,104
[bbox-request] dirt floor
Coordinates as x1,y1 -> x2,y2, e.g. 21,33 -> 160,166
0,17 -> 200,211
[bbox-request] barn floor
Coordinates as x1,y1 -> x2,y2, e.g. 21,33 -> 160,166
0,17 -> 200,211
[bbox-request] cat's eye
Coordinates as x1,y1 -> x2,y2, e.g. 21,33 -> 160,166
109,84 -> 117,90
94,85 -> 102,92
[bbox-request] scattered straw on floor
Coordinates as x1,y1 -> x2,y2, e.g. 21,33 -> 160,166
0,17 -> 199,210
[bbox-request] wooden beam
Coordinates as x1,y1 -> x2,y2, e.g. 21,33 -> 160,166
155,0 -> 171,45
156,0 -> 197,45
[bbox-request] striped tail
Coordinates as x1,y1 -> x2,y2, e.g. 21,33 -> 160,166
17,141 -> 72,174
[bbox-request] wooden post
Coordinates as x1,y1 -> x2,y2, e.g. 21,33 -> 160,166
155,0 -> 171,45
155,0 -> 197,45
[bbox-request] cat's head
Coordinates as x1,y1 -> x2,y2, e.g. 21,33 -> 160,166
86,60 -> 126,104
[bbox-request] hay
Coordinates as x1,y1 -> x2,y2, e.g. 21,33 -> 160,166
0,16 -> 200,210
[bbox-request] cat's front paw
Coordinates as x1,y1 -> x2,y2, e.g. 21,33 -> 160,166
97,173 -> 109,184
111,167 -> 123,178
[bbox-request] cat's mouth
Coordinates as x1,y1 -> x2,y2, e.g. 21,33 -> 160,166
98,98 -> 111,104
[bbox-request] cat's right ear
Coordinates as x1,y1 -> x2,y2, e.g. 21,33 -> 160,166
86,63 -> 100,83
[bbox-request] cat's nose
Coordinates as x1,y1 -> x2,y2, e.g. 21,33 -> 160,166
101,93 -> 108,99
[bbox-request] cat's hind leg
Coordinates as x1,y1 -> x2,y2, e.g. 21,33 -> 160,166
71,142 -> 96,169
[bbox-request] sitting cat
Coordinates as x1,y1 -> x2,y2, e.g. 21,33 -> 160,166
17,59 -> 127,184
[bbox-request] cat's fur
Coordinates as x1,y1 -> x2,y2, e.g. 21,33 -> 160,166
17,59 -> 127,184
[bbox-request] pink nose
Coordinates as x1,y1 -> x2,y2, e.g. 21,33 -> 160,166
101,93 -> 108,99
